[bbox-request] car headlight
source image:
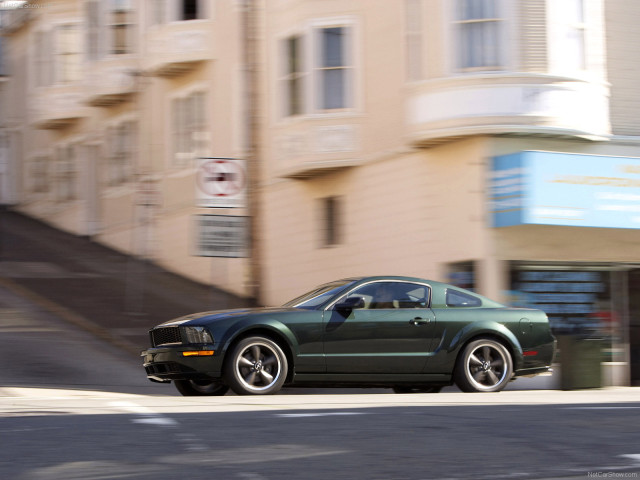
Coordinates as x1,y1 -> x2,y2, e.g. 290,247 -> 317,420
182,326 -> 214,344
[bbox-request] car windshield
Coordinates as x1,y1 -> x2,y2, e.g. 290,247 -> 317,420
282,280 -> 357,310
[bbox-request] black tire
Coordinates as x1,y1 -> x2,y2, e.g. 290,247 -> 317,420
393,386 -> 442,394
174,379 -> 229,396
223,336 -> 288,395
454,338 -> 513,392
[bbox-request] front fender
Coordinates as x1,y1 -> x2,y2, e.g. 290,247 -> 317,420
218,317 -> 298,357
448,321 -> 524,370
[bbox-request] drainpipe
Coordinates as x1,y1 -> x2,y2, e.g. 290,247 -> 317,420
243,0 -> 262,306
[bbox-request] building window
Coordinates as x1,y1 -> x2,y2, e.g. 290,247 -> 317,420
562,0 -> 586,71
86,1 -> 101,60
455,0 -> 503,70
109,0 -> 134,55
316,26 -> 352,110
30,156 -> 50,194
0,40 -> 5,77
151,0 -> 167,26
106,121 -> 136,186
405,0 -> 424,81
178,0 -> 206,21
182,0 -> 198,20
55,25 -> 81,83
279,21 -> 356,116
321,196 -> 342,247
282,35 -> 305,116
172,91 -> 207,167
34,30 -> 53,87
55,146 -> 77,202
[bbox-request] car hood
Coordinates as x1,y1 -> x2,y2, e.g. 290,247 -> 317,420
156,307 -> 302,327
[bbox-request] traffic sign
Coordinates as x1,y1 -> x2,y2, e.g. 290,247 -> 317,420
196,158 -> 247,208
194,215 -> 248,258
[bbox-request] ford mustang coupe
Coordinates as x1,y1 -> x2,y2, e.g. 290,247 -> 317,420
142,276 -> 556,395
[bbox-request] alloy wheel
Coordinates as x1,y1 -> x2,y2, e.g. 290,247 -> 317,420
227,337 -> 287,395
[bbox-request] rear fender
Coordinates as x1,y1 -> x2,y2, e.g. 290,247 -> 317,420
448,321 -> 524,370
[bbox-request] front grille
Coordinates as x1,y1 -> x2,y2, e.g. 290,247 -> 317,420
145,362 -> 183,375
150,326 -> 182,347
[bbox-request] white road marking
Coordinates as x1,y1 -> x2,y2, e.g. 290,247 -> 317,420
108,401 -> 178,426
131,416 -> 178,426
159,444 -> 349,465
25,445 -> 348,479
620,454 -> 640,464
563,406 -> 640,410
275,411 -> 367,418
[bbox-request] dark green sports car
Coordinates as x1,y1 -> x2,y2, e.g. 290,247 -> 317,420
142,276 -> 556,396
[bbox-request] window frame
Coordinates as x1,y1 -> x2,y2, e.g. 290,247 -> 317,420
170,89 -> 209,169
327,280 -> 433,311
405,0 -> 424,82
314,25 -> 354,111
277,17 -> 358,119
453,0 -> 505,72
105,119 -> 137,187
320,196 -> 342,248
548,0 -> 587,74
280,34 -> 306,117
54,24 -> 82,84
108,0 -> 135,55
85,0 -> 102,61
54,144 -> 77,203
34,29 -> 53,87
29,155 -> 50,195
167,0 -> 209,22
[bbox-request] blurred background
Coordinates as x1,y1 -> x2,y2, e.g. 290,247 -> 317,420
0,0 -> 639,389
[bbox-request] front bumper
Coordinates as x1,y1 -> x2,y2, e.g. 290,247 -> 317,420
141,346 -> 224,383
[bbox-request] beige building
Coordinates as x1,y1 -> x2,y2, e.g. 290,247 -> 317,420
1,0 -> 640,386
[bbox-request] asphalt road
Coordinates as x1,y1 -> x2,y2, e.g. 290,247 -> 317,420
1,283 -> 640,480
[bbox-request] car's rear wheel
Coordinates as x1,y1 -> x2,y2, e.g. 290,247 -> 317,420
454,338 -> 513,392
174,379 -> 229,396
392,386 -> 442,394
224,336 -> 288,395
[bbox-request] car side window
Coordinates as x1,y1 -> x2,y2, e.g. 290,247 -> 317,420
446,289 -> 482,307
345,282 -> 429,309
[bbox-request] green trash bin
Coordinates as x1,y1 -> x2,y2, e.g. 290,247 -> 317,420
557,335 -> 603,390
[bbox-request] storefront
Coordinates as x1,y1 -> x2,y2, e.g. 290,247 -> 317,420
508,263 -> 639,387
485,150 -> 640,386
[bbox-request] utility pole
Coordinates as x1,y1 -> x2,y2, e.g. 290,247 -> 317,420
243,0 -> 262,306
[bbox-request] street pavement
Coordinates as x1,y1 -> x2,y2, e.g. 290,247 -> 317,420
0,209 -> 246,355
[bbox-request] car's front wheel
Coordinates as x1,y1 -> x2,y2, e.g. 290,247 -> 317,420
174,379 -> 229,396
454,338 -> 513,392
224,336 -> 288,395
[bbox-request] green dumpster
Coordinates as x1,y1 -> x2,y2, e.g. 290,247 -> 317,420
557,335 -> 603,390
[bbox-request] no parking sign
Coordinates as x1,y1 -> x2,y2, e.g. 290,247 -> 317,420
196,157 -> 247,208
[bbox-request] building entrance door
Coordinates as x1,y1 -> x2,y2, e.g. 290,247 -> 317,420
628,269 -> 640,385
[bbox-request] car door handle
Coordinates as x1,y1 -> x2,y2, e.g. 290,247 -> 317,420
410,317 -> 430,326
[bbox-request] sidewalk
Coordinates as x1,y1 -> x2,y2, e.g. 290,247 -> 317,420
0,210 -> 247,355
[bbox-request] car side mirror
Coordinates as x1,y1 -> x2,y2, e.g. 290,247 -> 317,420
335,296 -> 365,311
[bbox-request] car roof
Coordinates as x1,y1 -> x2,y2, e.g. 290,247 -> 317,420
340,276 -> 449,288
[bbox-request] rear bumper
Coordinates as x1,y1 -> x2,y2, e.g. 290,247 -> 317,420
141,347 -> 223,383
514,366 -> 554,378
